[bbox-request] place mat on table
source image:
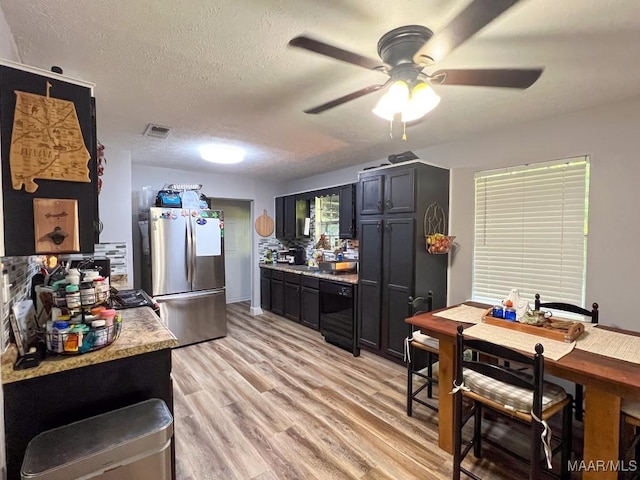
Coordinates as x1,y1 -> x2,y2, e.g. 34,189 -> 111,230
576,327 -> 640,365
463,323 -> 576,361
433,305 -> 488,324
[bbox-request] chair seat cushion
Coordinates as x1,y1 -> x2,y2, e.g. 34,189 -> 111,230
417,361 -> 440,380
622,400 -> 640,419
411,331 -> 439,350
463,368 -> 568,413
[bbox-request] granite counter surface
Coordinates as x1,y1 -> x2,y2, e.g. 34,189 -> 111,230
260,263 -> 358,284
1,307 -> 178,384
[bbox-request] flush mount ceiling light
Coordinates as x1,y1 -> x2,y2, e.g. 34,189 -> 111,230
199,145 -> 245,164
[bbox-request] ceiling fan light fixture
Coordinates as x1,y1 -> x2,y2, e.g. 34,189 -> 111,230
372,80 -> 409,120
401,81 -> 441,122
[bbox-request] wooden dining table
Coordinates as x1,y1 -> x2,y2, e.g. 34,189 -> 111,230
407,302 -> 640,480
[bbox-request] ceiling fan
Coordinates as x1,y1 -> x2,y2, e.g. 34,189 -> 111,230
288,0 -> 543,122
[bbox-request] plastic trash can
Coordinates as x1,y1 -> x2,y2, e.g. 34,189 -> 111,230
21,398 -> 173,480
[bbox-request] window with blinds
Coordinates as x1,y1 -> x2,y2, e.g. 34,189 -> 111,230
472,157 -> 590,307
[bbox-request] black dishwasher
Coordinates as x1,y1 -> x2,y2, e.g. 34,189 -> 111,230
319,280 -> 359,357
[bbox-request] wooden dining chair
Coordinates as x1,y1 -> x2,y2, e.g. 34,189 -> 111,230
535,293 -> 599,421
406,292 -> 439,416
621,400 -> 640,479
452,325 -> 573,480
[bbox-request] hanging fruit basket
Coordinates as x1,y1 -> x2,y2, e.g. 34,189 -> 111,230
424,203 -> 455,254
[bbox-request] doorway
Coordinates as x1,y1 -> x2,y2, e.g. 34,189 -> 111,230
209,198 -> 252,303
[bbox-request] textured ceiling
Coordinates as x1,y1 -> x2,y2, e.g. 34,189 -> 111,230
2,0 -> 640,181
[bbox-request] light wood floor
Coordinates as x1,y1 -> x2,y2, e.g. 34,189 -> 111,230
172,302 -> 580,479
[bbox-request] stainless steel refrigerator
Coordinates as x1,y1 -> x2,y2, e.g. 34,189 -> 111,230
143,207 -> 227,347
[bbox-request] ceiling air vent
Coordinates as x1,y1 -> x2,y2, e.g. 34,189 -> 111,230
143,124 -> 172,139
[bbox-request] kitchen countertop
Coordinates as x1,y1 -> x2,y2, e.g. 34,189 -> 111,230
1,306 -> 178,384
260,263 -> 358,284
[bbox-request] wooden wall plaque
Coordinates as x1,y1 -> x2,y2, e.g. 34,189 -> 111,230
33,198 -> 80,253
10,87 -> 91,193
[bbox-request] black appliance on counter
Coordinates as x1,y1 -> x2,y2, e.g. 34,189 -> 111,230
111,289 -> 160,316
289,246 -> 307,265
319,280 -> 359,356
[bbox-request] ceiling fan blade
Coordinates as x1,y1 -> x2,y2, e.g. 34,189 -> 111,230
430,68 -> 543,89
304,83 -> 389,114
413,0 -> 521,65
289,36 -> 385,71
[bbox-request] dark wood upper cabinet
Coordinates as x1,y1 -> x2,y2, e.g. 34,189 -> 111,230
385,168 -> 415,214
338,183 -> 356,239
0,63 -> 99,256
275,194 -> 309,240
359,168 -> 415,216
284,195 -> 296,239
359,174 -> 384,215
275,196 -> 285,239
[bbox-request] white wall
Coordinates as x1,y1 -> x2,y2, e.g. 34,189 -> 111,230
131,165 -> 284,311
98,147 -> 133,282
285,159 -> 382,194
0,7 -> 19,62
418,96 -> 640,331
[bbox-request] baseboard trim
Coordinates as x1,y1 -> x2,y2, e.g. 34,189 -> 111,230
249,306 -> 264,316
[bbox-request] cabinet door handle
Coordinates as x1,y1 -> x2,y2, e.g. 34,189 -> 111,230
385,222 -> 391,232
376,200 -> 382,211
385,200 -> 393,210
376,221 -> 382,232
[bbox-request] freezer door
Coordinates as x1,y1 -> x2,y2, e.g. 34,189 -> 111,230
149,208 -> 191,296
191,210 -> 225,291
155,289 -> 227,347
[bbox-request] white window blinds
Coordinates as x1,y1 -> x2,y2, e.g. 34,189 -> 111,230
472,157 -> 589,306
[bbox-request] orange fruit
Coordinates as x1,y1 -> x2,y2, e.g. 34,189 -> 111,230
504,300 -> 513,308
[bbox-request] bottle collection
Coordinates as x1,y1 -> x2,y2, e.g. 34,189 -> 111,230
46,268 -> 122,354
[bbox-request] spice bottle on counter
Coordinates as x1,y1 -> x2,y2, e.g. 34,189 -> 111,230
65,285 -> 80,309
91,320 -> 108,347
80,281 -> 96,307
93,276 -> 109,302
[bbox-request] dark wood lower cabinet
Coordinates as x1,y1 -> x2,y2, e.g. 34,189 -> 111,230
300,286 -> 320,330
260,277 -> 271,311
260,268 -> 271,311
284,281 -> 301,322
4,349 -> 174,480
271,278 -> 284,316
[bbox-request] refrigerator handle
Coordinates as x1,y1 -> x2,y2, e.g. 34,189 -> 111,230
191,216 -> 197,281
186,218 -> 192,283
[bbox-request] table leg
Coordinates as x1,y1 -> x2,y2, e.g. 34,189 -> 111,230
583,387 -> 620,480
438,339 -> 456,453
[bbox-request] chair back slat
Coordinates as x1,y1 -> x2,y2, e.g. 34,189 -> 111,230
463,362 -> 535,391
534,294 -> 599,323
465,338 -> 534,366
408,291 -> 433,317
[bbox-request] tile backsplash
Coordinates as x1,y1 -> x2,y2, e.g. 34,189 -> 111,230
62,242 -> 129,288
